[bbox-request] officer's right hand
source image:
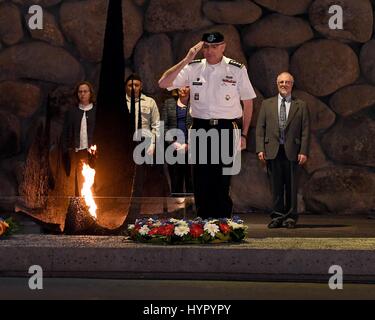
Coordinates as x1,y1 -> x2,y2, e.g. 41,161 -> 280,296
258,152 -> 266,163
186,41 -> 204,63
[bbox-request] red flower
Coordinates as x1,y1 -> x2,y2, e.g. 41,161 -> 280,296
156,224 -> 175,236
148,227 -> 160,236
190,223 -> 204,238
0,221 -> 9,237
219,223 -> 230,234
163,224 -> 175,236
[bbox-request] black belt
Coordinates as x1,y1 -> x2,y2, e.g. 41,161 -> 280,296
193,118 -> 239,127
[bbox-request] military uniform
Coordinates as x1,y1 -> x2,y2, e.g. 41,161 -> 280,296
170,56 -> 256,218
172,56 -> 256,119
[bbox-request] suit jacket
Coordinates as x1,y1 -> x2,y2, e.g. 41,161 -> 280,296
256,95 -> 310,161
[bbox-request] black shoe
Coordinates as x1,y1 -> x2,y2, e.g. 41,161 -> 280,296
282,218 -> 296,229
268,219 -> 283,229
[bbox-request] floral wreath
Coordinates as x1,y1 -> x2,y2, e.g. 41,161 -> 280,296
0,218 -> 19,238
128,217 -> 248,244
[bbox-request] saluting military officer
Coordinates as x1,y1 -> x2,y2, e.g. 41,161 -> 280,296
159,32 -> 256,219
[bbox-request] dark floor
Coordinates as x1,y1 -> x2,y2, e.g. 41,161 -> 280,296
1,278 -> 375,300
4,205 -> 375,239
243,213 -> 375,238
2,207 -> 375,301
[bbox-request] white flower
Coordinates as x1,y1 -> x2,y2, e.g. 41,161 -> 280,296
204,223 -> 219,237
228,221 -> 241,230
207,219 -> 219,224
174,225 -> 190,237
139,225 -> 150,236
229,221 -> 244,230
153,221 -> 162,227
228,220 -> 247,231
169,218 -> 179,224
169,218 -> 188,226
176,220 -> 188,227
128,224 -> 135,230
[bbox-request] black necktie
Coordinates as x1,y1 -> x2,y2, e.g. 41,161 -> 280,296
137,98 -> 142,130
130,81 -> 136,133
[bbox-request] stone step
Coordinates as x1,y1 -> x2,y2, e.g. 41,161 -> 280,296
1,235 -> 375,283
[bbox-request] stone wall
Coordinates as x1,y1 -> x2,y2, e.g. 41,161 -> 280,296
0,0 -> 374,214
0,0 -> 109,212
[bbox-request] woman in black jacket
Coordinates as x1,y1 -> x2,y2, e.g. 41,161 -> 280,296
62,81 -> 97,196
161,86 -> 193,200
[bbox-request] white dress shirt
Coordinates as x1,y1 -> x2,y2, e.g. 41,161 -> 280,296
77,103 -> 93,152
125,93 -> 160,143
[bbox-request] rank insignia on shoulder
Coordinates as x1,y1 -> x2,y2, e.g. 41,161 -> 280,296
229,60 -> 244,68
189,59 -> 202,65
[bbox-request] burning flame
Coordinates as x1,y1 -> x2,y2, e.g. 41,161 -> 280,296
81,145 -> 97,219
89,145 -> 97,155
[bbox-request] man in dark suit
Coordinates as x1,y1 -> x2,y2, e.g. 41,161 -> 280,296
256,72 -> 310,228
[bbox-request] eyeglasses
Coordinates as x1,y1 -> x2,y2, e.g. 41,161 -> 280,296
277,81 -> 293,85
78,90 -> 90,94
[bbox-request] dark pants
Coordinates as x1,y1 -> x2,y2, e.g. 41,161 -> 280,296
128,163 -> 169,221
191,118 -> 239,219
168,154 -> 193,196
267,146 -> 298,222
128,163 -> 146,220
